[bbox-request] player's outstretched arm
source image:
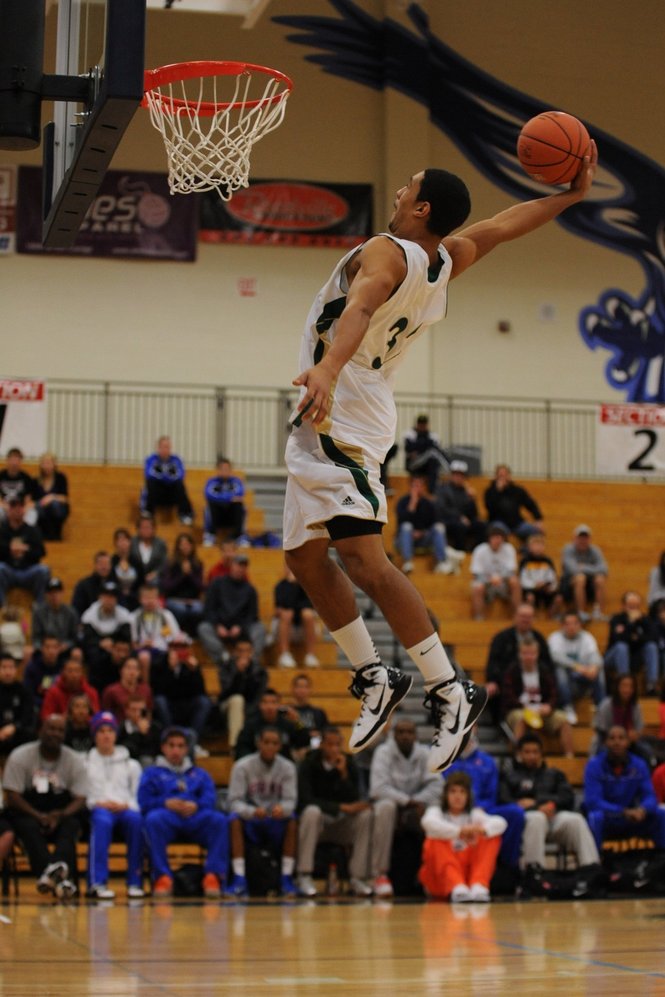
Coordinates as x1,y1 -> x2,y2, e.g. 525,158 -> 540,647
444,141 -> 597,280
292,236 -> 407,426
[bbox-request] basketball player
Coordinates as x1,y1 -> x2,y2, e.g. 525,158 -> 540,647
284,146 -> 597,773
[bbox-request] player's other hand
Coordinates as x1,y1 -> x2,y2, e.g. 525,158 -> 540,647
292,363 -> 334,426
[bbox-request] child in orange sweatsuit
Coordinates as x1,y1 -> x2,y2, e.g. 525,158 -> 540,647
419,770 -> 506,902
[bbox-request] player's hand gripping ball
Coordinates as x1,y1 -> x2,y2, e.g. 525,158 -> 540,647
517,110 -> 591,185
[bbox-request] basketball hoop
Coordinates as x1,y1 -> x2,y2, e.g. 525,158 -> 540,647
142,61 -> 292,199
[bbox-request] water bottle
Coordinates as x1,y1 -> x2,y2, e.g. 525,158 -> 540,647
327,862 -> 339,897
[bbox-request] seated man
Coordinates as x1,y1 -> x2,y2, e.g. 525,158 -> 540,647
218,635 -> 267,752
0,496 -> 50,606
117,695 -> 162,768
484,464 -> 543,541
40,656 -> 100,721
150,643 -> 211,756
198,554 -> 266,664
289,673 -> 329,748
23,634 -> 65,710
447,728 -> 526,876
2,714 -> 87,898
369,718 -> 442,897
138,726 -> 230,898
234,687 -> 306,761
203,457 -> 246,545
101,655 -> 153,722
130,582 -> 182,668
548,612 -> 605,724
0,652 -> 34,756
64,693 -> 94,753
560,524 -> 608,622
584,724 -> 665,852
227,726 -> 298,897
403,414 -> 449,493
296,726 -> 373,898
500,638 -> 574,758
88,631 -> 132,696
273,565 -> 320,668
604,591 -> 660,697
81,580 -> 132,670
129,513 -> 168,585
434,459 -> 486,552
140,435 -> 194,525
470,522 -> 521,621
71,550 -> 115,617
86,711 -> 145,899
31,577 -> 78,656
395,474 -> 462,576
0,447 -> 38,524
518,532 -> 562,616
500,732 -> 599,870
485,602 -> 553,721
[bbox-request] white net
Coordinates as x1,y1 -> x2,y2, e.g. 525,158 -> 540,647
144,65 -> 291,199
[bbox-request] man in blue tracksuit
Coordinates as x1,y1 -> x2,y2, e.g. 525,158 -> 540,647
141,436 -> 193,524
138,726 -> 229,898
446,730 -> 525,870
583,724 -> 665,852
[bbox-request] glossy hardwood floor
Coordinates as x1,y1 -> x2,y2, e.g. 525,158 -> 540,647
1,895 -> 665,995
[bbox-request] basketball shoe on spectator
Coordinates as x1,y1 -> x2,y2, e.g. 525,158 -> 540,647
203,873 -> 222,899
152,875 -> 173,898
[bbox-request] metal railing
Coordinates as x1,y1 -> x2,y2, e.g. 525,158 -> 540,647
30,377 -> 640,479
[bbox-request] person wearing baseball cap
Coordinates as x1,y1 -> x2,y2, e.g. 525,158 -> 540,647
560,525 -> 608,622
435,460 -> 486,552
470,522 -> 521,621
86,710 -> 145,900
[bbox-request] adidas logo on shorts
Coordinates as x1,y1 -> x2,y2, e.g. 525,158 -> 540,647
341,496 -> 355,506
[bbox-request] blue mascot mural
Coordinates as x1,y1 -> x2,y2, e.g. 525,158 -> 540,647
274,0 -> 665,403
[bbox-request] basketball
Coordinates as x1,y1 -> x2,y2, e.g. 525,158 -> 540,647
517,111 -> 591,185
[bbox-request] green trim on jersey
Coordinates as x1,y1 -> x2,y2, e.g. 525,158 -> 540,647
319,434 -> 380,517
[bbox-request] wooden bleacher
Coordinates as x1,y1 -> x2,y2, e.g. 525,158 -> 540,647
11,465 -> 665,794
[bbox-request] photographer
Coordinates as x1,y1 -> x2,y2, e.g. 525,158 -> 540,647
234,687 -> 307,761
149,638 -> 211,758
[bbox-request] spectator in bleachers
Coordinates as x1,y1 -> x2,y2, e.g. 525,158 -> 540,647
403,415 -> 449,494
296,725 -> 374,898
485,603 -> 552,718
484,464 -> 543,542
138,726 -> 230,899
205,539 -> 237,585
149,642 -> 211,757
591,674 -> 655,767
111,527 -> 143,611
289,673 -> 329,749
88,630 -> 132,695
32,577 -> 78,655
434,459 -> 486,552
41,656 -> 100,721
34,453 -> 69,541
500,637 -> 574,758
3,714 -> 87,898
71,550 -> 114,618
64,694 -> 94,753
653,599 -> 665,679
140,435 -> 194,526
395,474 -> 463,576
118,695 -> 162,768
23,634 -> 64,711
159,533 -> 204,637
518,532 -> 563,617
584,724 -> 665,852
227,726 -> 298,898
653,759 -> 665,805
0,652 -> 34,756
560,525 -> 608,622
548,612 -> 605,725
234,687 -> 306,762
647,552 -> 665,612
198,554 -> 266,664
446,727 -> 525,876
604,591 -> 660,697
0,604 -> 28,665
203,457 -> 246,547
0,495 -> 49,606
273,564 -> 320,668
130,582 -> 182,668
419,771 -> 506,902
81,581 -> 132,670
218,634 -> 267,752
369,718 -> 442,899
129,512 -> 168,585
0,447 -> 38,524
470,522 -> 521,621
85,710 -> 145,899
499,732 -> 599,871
101,655 -> 153,723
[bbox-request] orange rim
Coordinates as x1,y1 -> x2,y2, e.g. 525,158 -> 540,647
142,60 -> 293,116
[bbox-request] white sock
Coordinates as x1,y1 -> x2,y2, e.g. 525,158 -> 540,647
406,634 -> 456,689
232,858 -> 246,877
282,856 -> 295,875
330,616 -> 380,670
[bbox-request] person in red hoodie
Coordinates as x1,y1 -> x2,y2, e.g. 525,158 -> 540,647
40,656 -> 100,721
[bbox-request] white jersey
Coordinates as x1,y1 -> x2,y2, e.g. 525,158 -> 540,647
292,234 -> 452,462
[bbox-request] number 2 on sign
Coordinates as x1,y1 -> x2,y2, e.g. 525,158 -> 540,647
627,428 -> 658,471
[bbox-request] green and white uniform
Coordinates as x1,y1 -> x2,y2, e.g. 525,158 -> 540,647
284,233 -> 452,550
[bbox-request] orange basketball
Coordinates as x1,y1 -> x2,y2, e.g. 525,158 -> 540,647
517,111 -> 591,185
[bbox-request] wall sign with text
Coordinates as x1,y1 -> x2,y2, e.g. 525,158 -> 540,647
596,404 -> 665,475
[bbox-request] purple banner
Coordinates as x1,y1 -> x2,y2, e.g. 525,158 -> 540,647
17,167 -> 197,260
199,179 -> 373,248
